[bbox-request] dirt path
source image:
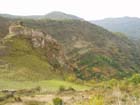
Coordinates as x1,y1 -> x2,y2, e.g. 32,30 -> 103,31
5,91 -> 92,105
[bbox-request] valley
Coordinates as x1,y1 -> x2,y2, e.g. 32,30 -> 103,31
0,12 -> 140,105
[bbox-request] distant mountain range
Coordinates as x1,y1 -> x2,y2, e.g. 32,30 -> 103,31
91,17 -> 140,40
0,11 -> 83,20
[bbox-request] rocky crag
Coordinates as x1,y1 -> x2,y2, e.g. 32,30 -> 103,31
0,21 -> 73,80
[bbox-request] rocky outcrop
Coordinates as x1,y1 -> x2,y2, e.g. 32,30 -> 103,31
7,22 -> 68,68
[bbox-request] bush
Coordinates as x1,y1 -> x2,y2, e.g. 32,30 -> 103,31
53,97 -> 63,105
67,86 -> 75,91
59,85 -> 65,92
129,74 -> 140,84
77,95 -> 104,105
91,96 -> 104,105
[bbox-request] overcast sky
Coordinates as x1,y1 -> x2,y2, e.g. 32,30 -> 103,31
0,0 -> 139,20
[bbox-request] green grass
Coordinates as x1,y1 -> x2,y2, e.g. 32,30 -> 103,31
0,79 -> 90,92
0,36 -> 65,80
0,53 -> 63,80
0,54 -> 63,80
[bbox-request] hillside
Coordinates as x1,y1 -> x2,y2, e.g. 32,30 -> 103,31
0,22 -> 72,80
0,16 -> 140,80
22,19 -> 140,79
92,17 -> 140,40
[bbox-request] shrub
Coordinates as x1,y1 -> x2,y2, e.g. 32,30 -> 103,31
90,96 -> 104,105
76,95 -> 104,105
59,85 -> 65,92
67,86 -> 75,91
53,97 -> 63,105
128,74 -> 140,84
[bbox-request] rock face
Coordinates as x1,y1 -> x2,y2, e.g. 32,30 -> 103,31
8,22 -> 67,68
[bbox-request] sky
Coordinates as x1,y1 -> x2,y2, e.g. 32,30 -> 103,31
0,0 -> 140,20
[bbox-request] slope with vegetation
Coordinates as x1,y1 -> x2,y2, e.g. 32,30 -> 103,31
0,13 -> 140,80
22,19 -> 140,79
0,21 -> 73,81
